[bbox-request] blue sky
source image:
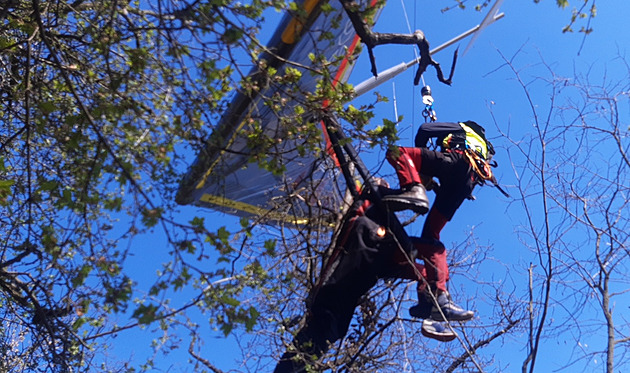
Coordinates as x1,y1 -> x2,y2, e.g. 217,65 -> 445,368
110,0 -> 630,371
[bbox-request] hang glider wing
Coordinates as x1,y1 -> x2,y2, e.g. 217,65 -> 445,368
463,0 -> 504,55
177,0 -> 379,225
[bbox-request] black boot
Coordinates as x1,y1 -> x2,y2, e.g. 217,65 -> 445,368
411,288 -> 474,322
431,292 -> 474,322
410,289 -> 458,342
409,290 -> 432,319
381,184 -> 429,214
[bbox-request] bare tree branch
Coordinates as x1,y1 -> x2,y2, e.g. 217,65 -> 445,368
339,0 -> 457,85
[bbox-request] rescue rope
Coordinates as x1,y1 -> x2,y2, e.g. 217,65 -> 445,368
464,148 -> 494,181
464,148 -> 510,197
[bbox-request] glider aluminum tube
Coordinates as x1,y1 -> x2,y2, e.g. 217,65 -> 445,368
353,61 -> 409,97
353,12 -> 505,98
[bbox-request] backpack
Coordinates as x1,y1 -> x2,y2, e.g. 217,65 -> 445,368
460,121 -> 495,161
440,121 -> 494,161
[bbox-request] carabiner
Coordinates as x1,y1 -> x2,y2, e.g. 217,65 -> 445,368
421,85 -> 437,122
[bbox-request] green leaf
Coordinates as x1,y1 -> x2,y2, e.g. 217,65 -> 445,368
190,216 -> 205,233
72,265 -> 92,287
222,28 -> 244,44
264,239 -> 277,257
220,323 -> 233,336
0,179 -> 14,190
39,180 -> 58,191
0,37 -> 14,49
141,208 -> 163,228
245,306 -> 260,331
556,0 -> 569,9
103,197 -> 123,211
72,317 -> 87,331
217,226 -> 230,243
221,295 -> 240,307
132,304 -> 159,325
38,101 -> 56,115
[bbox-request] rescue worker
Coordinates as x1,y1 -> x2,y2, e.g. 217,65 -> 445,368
382,120 -> 496,322
274,180 -> 455,373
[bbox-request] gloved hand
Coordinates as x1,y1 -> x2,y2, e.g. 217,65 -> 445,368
420,174 -> 440,193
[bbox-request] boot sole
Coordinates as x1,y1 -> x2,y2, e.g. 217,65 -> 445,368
421,320 -> 457,342
381,198 -> 429,215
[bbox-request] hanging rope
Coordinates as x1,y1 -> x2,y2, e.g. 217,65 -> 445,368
464,149 -> 511,197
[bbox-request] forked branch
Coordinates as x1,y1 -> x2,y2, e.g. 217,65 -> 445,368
339,0 -> 457,85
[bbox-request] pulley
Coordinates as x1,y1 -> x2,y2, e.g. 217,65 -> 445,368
421,85 -> 437,122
